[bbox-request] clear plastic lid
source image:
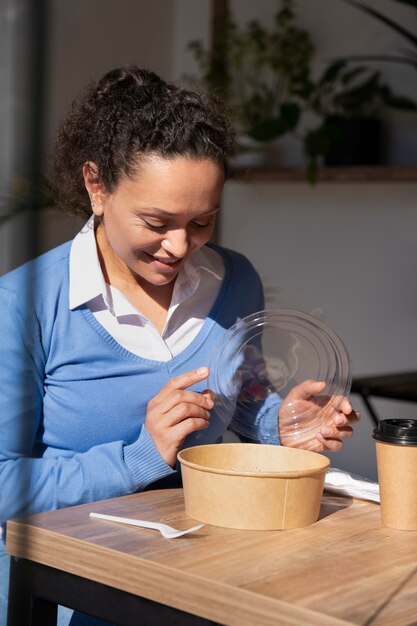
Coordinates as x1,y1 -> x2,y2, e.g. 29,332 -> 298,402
208,309 -> 352,443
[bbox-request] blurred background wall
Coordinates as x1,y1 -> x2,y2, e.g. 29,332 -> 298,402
1,0 -> 417,479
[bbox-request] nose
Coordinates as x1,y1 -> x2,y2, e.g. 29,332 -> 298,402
161,228 -> 189,258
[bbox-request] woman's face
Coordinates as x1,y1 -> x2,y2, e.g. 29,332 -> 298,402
88,156 -> 224,288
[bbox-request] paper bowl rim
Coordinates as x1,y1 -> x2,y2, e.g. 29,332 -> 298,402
177,444 -> 330,479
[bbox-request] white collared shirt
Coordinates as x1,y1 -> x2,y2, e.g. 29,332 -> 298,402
69,218 -> 225,361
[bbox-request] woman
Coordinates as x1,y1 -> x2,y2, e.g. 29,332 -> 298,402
0,66 -> 358,625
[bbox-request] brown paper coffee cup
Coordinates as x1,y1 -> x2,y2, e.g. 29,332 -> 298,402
373,419 -> 417,530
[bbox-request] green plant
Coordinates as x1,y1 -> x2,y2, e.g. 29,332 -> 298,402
185,0 -> 416,183
302,59 -> 416,180
300,0 -> 417,180
185,0 -> 314,144
309,60 -> 415,117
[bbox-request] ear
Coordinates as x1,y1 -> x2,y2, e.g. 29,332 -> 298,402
82,161 -> 106,217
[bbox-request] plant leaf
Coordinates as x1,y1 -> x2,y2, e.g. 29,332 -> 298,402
247,117 -> 290,141
246,103 -> 300,141
341,0 -> 417,48
384,94 -> 417,109
304,119 -> 350,163
334,53 -> 417,70
280,102 -> 301,128
318,60 -> 347,85
392,0 -> 417,8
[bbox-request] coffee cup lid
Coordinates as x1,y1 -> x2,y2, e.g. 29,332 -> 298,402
373,419 -> 417,445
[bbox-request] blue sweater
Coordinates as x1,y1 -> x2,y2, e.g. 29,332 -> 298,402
0,241 -> 278,525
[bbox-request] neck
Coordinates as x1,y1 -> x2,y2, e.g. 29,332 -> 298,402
95,223 -> 176,330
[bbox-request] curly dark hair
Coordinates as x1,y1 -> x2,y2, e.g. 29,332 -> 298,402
53,65 -> 236,218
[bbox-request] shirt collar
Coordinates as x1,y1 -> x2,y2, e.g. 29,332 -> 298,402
170,246 -> 223,309
69,216 -> 114,312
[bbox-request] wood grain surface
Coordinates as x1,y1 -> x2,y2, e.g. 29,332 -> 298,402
6,489 -> 417,626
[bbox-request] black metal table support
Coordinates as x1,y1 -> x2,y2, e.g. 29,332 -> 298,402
7,557 -> 220,626
352,387 -> 380,426
351,371 -> 417,425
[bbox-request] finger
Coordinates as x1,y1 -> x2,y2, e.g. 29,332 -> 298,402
172,389 -> 214,410
340,396 -> 352,414
332,412 -> 350,427
165,402 -> 211,427
286,379 -> 326,401
320,425 -> 353,440
316,433 -> 344,452
331,410 -> 360,426
201,388 -> 216,403
326,393 -> 350,413
161,367 -> 210,396
347,409 -> 360,423
152,389 -> 213,420
150,368 -> 210,407
174,416 -> 210,440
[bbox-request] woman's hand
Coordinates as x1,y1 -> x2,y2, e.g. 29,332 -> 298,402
145,367 -> 214,466
278,380 -> 360,452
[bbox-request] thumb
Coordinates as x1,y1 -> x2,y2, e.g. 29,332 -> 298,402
290,379 -> 326,400
201,389 -> 216,403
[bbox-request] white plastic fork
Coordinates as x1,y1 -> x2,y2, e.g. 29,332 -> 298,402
89,512 -> 204,538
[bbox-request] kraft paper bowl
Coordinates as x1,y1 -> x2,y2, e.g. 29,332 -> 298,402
178,443 -> 330,530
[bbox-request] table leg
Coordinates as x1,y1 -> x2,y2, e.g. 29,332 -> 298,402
7,556 -> 220,626
7,557 -> 58,626
358,390 -> 380,425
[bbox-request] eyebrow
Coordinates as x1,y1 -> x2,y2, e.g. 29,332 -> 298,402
139,206 -> 221,217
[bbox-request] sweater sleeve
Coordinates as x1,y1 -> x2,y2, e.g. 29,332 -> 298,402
0,287 -> 174,522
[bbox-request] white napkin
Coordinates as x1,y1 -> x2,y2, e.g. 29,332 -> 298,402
324,468 -> 380,503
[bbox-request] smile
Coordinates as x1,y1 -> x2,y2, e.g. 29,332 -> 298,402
145,253 -> 183,270
153,256 -> 180,264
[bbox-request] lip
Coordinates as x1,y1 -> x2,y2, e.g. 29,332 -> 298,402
144,252 -> 183,271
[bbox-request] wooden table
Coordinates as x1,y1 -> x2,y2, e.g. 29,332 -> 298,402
6,488 -> 417,626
